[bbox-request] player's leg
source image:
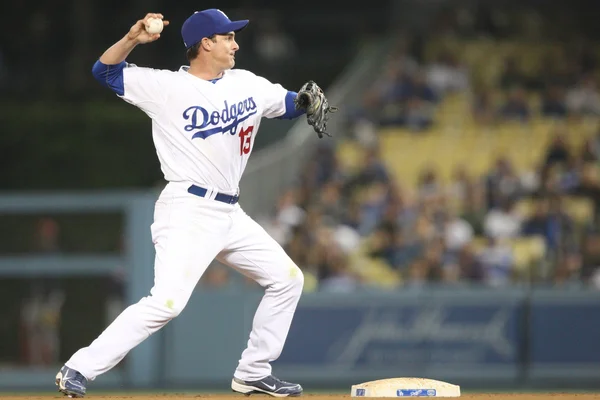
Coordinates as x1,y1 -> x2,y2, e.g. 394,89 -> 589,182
217,207 -> 304,397
57,193 -> 228,397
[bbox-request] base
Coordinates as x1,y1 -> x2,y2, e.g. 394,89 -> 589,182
351,377 -> 461,397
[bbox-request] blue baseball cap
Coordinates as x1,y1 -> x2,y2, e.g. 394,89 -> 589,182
181,9 -> 249,49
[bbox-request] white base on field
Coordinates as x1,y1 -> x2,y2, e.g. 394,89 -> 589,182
350,377 -> 461,397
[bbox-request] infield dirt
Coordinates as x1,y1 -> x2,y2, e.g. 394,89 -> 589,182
7,393 -> 600,399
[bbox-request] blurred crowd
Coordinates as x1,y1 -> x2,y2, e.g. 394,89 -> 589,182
246,7 -> 600,293
346,39 -> 600,138
256,129 -> 600,293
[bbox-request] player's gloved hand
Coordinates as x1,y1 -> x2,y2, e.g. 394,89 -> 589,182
294,80 -> 338,138
127,13 -> 170,44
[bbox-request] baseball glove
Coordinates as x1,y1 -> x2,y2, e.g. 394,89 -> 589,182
294,80 -> 338,138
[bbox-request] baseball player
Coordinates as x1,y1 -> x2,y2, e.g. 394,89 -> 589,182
54,9 -> 336,398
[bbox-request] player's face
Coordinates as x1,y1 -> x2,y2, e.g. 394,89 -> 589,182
213,32 -> 239,70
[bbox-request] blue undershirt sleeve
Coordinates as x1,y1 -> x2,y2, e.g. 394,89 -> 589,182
278,91 -> 306,120
91,60 -> 126,96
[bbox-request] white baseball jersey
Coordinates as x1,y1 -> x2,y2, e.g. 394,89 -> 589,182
120,65 -> 288,195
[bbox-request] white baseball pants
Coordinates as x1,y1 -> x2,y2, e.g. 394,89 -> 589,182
66,182 -> 304,381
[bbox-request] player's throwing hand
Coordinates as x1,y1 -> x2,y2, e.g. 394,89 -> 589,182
127,13 -> 170,44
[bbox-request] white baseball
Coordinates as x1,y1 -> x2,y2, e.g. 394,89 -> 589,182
145,18 -> 164,34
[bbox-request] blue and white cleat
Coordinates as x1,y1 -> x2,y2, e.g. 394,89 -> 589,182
232,375 -> 303,397
55,365 -> 87,398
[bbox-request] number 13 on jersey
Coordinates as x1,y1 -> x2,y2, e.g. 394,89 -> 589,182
239,126 -> 254,155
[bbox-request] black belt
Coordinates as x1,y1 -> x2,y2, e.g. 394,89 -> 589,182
187,185 -> 239,204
